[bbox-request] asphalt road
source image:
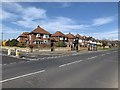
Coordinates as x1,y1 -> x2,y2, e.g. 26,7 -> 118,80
2,49 -> 118,88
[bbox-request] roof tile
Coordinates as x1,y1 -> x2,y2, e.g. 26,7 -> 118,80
31,25 -> 50,35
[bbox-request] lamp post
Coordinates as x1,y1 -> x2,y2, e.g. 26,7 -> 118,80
50,40 -> 54,51
2,32 -> 3,42
75,36 -> 79,52
1,32 -> 3,47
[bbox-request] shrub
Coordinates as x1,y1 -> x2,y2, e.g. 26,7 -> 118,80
56,42 -> 66,47
17,42 -> 26,48
6,39 -> 19,47
2,40 -> 8,46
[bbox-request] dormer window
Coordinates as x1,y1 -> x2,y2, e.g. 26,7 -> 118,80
36,34 -> 41,37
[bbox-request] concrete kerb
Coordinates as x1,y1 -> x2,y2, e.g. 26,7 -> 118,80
1,46 -> 94,61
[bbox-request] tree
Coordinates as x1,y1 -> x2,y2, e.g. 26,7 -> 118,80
6,39 -> 19,47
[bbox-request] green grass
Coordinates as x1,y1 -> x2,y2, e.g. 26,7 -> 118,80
98,47 -> 118,51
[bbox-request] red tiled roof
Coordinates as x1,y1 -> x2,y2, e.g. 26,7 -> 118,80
50,37 -> 57,42
66,33 -> 75,39
76,34 -> 82,38
19,32 -> 29,37
82,35 -> 87,39
31,25 -> 50,35
51,31 -> 66,37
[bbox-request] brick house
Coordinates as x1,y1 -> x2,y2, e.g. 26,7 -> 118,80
66,32 -> 75,46
28,25 -> 51,46
17,32 -> 29,44
51,31 -> 67,42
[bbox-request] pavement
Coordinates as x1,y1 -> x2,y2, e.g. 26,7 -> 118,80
1,49 -> 118,88
1,48 -> 88,65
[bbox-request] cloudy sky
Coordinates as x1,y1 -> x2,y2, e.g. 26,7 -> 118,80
1,2 -> 118,40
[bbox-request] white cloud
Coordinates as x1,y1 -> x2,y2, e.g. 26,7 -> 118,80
2,2 -> 47,21
1,2 -> 117,40
13,19 -> 38,28
2,25 -> 26,34
2,2 -> 23,13
92,17 -> 113,26
2,25 -> 27,40
0,10 -> 18,20
93,29 -> 118,40
59,2 -> 71,8
14,15 -> 88,33
54,17 -> 75,24
22,7 -> 47,20
40,17 -> 89,33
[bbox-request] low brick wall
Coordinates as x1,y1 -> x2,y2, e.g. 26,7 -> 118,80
1,46 -> 30,52
80,47 -> 88,50
1,46 -> 88,53
55,47 -> 68,51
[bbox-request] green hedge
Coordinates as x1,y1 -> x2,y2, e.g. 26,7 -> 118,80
17,42 -> 26,48
56,42 -> 66,47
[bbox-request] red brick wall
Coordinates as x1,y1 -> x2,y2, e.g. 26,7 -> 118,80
19,37 -> 27,43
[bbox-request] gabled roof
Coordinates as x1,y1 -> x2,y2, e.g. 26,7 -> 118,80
51,31 -> 66,37
19,32 -> 29,37
81,35 -> 87,39
66,32 -> 75,39
76,34 -> 82,39
31,25 -> 50,35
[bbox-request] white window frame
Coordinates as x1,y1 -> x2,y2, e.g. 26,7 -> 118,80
60,37 -> 63,40
36,34 -> 41,37
43,34 -> 49,38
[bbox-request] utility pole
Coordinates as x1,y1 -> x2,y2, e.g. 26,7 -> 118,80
1,32 -> 3,47
2,32 -> 3,42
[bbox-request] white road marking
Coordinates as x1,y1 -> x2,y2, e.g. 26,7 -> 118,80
59,60 -> 83,67
3,64 -> 7,66
106,53 -> 110,54
0,70 -> 45,83
87,56 -> 97,60
100,54 -> 106,56
10,62 -> 16,65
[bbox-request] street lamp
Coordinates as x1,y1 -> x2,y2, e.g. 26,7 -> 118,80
1,32 -> 3,47
75,36 -> 79,52
50,39 -> 54,52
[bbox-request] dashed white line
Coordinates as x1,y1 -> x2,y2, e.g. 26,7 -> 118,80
59,60 -> 83,68
106,53 -> 110,54
10,62 -> 16,65
0,70 -> 45,83
3,64 -> 7,66
87,56 -> 98,60
100,54 -> 106,56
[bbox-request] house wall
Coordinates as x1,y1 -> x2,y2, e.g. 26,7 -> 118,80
29,34 -> 36,45
52,36 -> 67,42
18,37 -> 27,44
29,33 -> 50,45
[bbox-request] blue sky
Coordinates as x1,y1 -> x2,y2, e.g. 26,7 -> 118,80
1,2 -> 118,40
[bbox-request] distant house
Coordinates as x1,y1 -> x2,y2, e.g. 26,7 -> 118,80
28,25 -> 51,45
16,25 -> 100,48
75,34 -> 82,44
66,32 -> 75,46
51,31 -> 67,42
17,32 -> 29,44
